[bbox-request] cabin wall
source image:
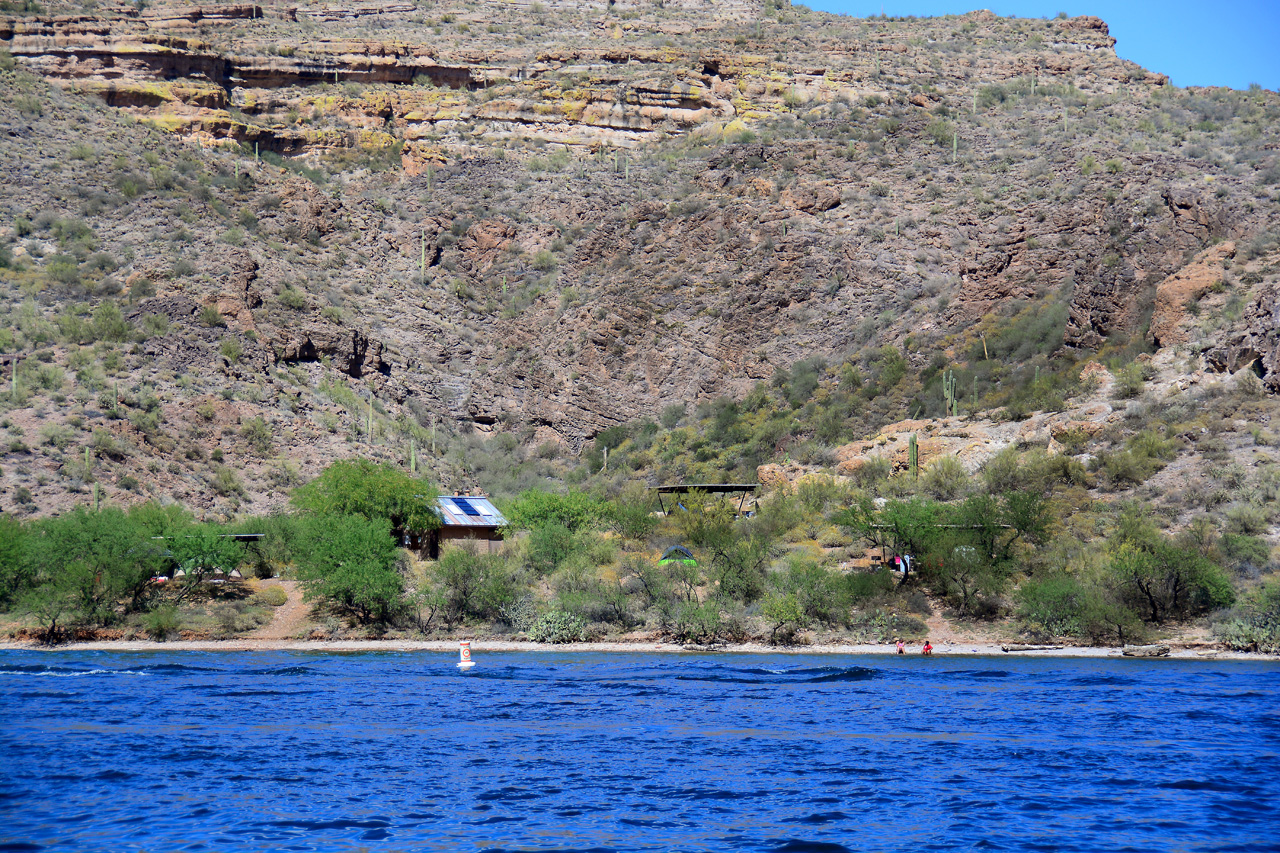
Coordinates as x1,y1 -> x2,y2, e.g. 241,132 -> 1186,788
422,528 -> 505,559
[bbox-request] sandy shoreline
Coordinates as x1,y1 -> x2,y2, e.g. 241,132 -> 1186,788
2,638 -> 1276,661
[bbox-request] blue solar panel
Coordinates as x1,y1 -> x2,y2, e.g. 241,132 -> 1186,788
452,497 -> 482,516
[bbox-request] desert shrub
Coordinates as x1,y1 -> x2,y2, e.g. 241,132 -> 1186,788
141,313 -> 170,337
761,591 -> 806,643
1094,449 -> 1155,487
1113,363 -> 1146,399
606,483 -> 659,542
256,585 -> 289,607
1214,577 -> 1280,653
212,600 -> 273,636
845,609 -> 927,643
1128,429 -> 1177,462
431,546 -> 521,627
240,416 -> 273,455
14,94 -> 42,116
1225,505 -> 1269,536
199,306 -> 225,328
212,465 -> 245,497
796,475 -> 844,514
523,522 -> 575,576
527,610 -> 586,643
925,118 -> 954,147
842,568 -> 895,602
849,455 -> 891,490
1016,575 -> 1090,636
93,302 -> 130,342
923,456 -> 969,500
983,447 -> 1087,494
141,604 -> 180,641
27,362 -> 65,391
1220,533 -> 1270,573
770,558 -> 845,625
46,254 -> 81,285
667,599 -> 723,644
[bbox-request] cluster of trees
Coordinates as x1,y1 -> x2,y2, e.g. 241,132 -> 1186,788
0,502 -> 275,640
0,459 -> 439,639
0,451 -> 1265,648
832,491 -> 1238,643
406,486 -> 918,645
836,491 -> 1053,616
1016,510 -> 1236,644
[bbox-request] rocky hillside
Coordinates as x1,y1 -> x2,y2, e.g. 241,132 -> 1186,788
0,0 -> 1279,522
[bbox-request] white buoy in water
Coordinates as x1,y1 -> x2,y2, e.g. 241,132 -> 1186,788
458,640 -> 476,671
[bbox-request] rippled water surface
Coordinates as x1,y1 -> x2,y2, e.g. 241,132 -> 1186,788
1,651 -> 1278,852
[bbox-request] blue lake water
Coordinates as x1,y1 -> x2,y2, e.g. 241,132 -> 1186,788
1,651 -> 1278,853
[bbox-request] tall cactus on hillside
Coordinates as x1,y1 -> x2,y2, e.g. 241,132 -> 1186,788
908,433 -> 919,479
942,368 -> 959,418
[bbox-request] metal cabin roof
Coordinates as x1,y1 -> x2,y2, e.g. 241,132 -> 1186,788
435,495 -> 508,527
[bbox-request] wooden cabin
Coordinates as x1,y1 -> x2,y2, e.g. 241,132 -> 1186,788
424,494 -> 508,559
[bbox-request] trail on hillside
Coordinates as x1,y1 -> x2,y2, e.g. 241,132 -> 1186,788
247,581 -> 313,640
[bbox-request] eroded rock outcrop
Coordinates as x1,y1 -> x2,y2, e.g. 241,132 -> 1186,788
1148,242 -> 1235,348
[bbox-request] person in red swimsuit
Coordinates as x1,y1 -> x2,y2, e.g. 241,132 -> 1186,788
922,640 -> 933,655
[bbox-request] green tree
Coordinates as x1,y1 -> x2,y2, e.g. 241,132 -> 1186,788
504,489 -> 608,533
770,558 -> 844,625
1000,491 -> 1051,559
1108,541 -> 1233,624
762,591 -> 805,643
292,459 -> 439,546
22,507 -> 164,625
673,494 -> 776,604
169,524 -> 245,603
127,501 -> 194,539
295,513 -> 403,625
430,545 -> 520,628
607,483 -> 659,542
0,514 -> 31,607
837,496 -> 942,575
20,562 -> 89,642
924,534 -> 1011,615
525,521 -> 575,576
234,513 -> 302,579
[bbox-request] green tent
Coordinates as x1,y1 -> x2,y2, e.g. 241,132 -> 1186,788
659,545 -> 697,566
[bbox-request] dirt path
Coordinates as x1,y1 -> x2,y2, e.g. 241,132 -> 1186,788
920,598 -> 1009,651
246,580 -> 314,640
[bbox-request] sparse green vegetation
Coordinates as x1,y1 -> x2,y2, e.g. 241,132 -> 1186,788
0,3 -> 1277,651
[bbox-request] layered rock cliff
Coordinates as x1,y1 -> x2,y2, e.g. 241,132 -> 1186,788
0,0 -> 1278,515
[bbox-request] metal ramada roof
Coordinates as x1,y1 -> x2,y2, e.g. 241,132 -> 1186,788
435,495 -> 508,527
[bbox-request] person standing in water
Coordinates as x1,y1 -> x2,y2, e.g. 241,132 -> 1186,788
922,640 -> 933,655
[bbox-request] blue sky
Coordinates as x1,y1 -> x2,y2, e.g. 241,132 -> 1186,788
803,1 -> 1280,91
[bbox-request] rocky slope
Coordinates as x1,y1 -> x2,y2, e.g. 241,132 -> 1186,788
0,0 -> 1278,520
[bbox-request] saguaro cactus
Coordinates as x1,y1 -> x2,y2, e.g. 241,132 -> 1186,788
942,368 -> 958,417
908,433 -> 919,479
